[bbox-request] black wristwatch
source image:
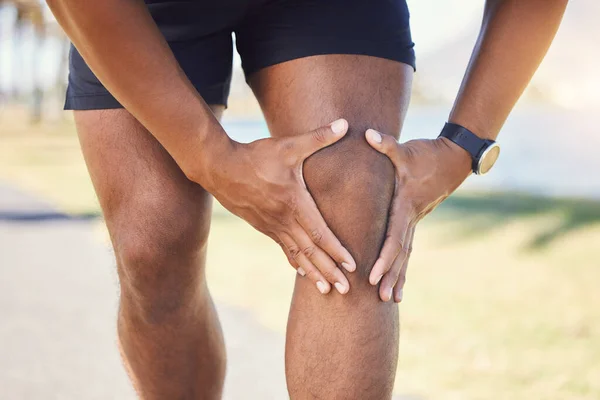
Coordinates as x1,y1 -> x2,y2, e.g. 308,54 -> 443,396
439,122 -> 500,175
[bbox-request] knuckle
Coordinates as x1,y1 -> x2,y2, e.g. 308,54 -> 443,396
273,200 -> 288,218
283,195 -> 298,215
278,139 -> 298,164
278,138 -> 294,153
309,228 -> 323,245
386,234 -> 405,253
312,127 -> 328,144
301,245 -> 317,259
272,197 -> 294,221
288,246 -> 302,260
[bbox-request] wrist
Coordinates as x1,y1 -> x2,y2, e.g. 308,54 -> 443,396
184,123 -> 237,192
436,137 -> 472,179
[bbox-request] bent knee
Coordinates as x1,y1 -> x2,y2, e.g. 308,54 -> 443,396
110,202 -> 210,322
116,230 -> 207,323
303,128 -> 395,278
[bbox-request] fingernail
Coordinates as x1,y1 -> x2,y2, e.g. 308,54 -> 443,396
297,267 -> 306,276
334,282 -> 348,295
366,129 -> 382,143
341,262 -> 355,272
331,119 -> 348,135
316,281 -> 328,294
396,289 -> 404,303
387,287 -> 394,302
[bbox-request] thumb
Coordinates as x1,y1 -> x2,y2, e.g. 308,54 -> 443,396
365,128 -> 399,158
295,118 -> 349,159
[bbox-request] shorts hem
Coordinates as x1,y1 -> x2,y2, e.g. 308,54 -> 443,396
241,37 -> 416,80
64,94 -> 122,111
64,85 -> 230,111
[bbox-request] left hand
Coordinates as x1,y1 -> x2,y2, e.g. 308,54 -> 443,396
364,128 -> 473,302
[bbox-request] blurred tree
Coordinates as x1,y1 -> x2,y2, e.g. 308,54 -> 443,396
1,0 -> 68,123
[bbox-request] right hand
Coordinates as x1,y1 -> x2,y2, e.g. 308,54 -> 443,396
201,119 -> 356,295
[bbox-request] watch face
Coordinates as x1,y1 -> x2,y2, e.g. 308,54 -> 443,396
477,143 -> 500,175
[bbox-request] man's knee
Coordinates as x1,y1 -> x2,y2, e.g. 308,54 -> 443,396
111,199 -> 210,323
303,126 -> 395,279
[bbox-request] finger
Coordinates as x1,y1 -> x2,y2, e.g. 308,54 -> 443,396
378,251 -> 404,302
292,118 -> 349,159
291,226 -> 350,295
265,231 -> 300,270
393,260 -> 408,303
280,233 -> 331,295
393,226 -> 415,303
379,222 -> 414,302
369,202 -> 411,285
279,240 -> 299,269
295,190 -> 356,272
365,129 -> 402,162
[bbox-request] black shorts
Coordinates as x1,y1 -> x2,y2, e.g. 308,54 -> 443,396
65,0 -> 416,110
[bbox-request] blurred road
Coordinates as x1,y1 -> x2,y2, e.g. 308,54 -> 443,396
0,183 -> 288,399
0,183 -> 415,400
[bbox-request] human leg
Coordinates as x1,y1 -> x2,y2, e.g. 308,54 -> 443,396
250,55 -> 413,398
75,107 -> 226,399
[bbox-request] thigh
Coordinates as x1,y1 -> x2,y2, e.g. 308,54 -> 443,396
74,107 -> 224,262
249,54 -> 412,139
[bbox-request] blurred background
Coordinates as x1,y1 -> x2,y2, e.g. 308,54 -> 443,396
1,0 -> 599,399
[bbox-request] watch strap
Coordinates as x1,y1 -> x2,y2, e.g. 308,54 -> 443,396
439,123 -> 494,172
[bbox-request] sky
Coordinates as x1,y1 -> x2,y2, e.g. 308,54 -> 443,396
407,0 -> 482,54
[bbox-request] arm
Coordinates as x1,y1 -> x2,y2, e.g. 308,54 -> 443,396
366,0 -> 568,302
47,0 -> 356,293
449,0 -> 568,140
47,0 -> 229,173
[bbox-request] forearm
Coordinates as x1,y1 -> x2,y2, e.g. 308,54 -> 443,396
449,0 -> 567,139
47,0 -> 231,183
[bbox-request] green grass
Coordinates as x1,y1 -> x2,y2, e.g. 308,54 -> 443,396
2,112 -> 600,399
206,204 -> 600,400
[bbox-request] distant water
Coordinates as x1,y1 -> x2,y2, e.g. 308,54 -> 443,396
222,107 -> 600,200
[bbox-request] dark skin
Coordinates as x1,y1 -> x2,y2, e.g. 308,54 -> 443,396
74,107 -> 227,398
47,0 -> 567,398
367,0 -> 568,302
249,55 -> 412,398
47,0 -> 356,296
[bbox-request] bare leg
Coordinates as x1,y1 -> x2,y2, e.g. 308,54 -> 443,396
75,108 -> 226,399
249,55 -> 413,399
